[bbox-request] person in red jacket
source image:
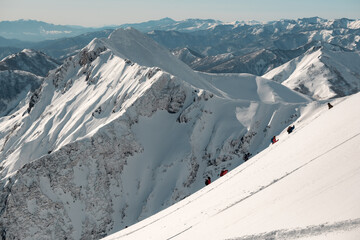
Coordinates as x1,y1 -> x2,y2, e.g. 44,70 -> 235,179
205,176 -> 211,185
220,169 -> 228,177
271,136 -> 278,144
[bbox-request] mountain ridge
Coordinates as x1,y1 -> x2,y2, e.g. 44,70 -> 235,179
0,28 -> 310,239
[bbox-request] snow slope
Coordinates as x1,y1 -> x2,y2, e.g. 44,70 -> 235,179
103,92 -> 360,240
263,44 -> 360,100
0,28 -> 310,239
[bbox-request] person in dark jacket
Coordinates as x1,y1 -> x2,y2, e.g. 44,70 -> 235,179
205,176 -> 211,185
328,102 -> 333,109
287,125 -> 295,134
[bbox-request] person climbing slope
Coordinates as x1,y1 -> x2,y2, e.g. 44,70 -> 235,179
287,125 -> 295,134
220,169 -> 228,177
271,136 -> 278,144
205,176 -> 211,185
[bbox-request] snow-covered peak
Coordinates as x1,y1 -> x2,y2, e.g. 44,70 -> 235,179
297,16 -> 327,25
20,48 -> 37,57
348,19 -> 360,29
263,43 -> 360,100
103,28 -> 227,95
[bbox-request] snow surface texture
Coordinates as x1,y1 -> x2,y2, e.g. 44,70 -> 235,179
263,44 -> 360,100
103,91 -> 360,240
0,28 -> 310,239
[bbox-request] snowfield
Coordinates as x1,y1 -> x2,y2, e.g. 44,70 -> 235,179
103,92 -> 360,240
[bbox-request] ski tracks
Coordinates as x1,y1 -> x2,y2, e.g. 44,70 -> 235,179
215,132 -> 360,215
227,218 -> 360,240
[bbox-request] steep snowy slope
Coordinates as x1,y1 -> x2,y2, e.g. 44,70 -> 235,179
263,44 -> 360,100
104,92 -> 360,240
0,28 -> 309,239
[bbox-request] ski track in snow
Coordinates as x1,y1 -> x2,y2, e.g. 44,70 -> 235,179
227,218 -> 360,240
167,226 -> 193,240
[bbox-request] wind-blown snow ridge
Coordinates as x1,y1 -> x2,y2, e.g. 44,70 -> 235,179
103,92 -> 360,240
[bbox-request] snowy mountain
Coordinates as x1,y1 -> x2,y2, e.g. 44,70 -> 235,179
103,91 -> 360,240
1,17 -> 359,68
0,28 -> 310,239
171,47 -> 204,66
263,44 -> 360,100
0,49 -> 60,76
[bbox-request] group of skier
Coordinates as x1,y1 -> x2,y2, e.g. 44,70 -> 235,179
272,102 -> 333,145
205,169 -> 228,185
205,102 -> 334,185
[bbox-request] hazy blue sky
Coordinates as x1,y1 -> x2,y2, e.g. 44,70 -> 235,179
1,0 -> 359,27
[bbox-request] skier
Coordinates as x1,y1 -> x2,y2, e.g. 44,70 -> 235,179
205,176 -> 211,185
220,169 -> 228,177
287,125 -> 295,134
271,136 -> 278,144
327,102 -> 333,109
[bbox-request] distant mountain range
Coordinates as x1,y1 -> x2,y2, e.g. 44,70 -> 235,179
1,17 -> 359,68
0,17 -> 359,101
0,19 -> 110,42
0,18 -> 221,42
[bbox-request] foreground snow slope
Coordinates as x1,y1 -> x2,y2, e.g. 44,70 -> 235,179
104,92 -> 360,240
